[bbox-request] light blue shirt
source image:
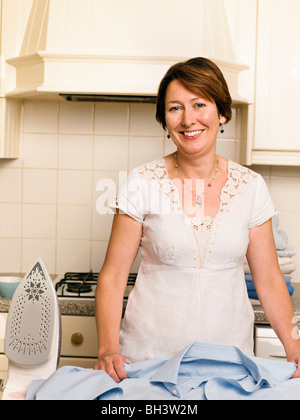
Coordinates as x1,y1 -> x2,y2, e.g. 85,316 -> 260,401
26,342 -> 300,400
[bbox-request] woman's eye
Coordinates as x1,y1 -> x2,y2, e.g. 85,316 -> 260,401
195,103 -> 204,109
169,106 -> 181,112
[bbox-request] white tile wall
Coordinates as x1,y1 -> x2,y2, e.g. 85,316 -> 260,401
94,103 -> 129,135
22,204 -> 56,239
23,101 -> 59,133
23,134 -> 58,169
59,102 -> 94,134
94,136 -> 128,171
0,204 -> 22,237
0,168 -> 22,202
23,169 -> 57,203
59,135 -> 93,170
0,100 -> 298,283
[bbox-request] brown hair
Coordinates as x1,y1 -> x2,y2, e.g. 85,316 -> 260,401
156,57 -> 232,130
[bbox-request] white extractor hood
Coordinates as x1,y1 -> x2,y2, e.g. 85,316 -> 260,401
5,0 -> 250,103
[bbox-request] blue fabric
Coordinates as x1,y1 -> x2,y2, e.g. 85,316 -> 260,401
25,342 -> 300,400
245,275 -> 294,298
245,274 -> 291,285
247,283 -> 294,299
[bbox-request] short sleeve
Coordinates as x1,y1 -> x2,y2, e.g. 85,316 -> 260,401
248,174 -> 277,229
109,168 -> 145,223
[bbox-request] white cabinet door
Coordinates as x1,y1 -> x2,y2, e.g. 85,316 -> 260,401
253,0 -> 300,165
60,316 -> 98,358
255,326 -> 287,361
0,313 -> 7,353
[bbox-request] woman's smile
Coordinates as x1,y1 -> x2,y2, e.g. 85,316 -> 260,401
165,79 -> 226,155
180,129 -> 205,139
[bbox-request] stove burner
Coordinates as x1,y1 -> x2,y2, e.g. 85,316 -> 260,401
66,282 -> 92,294
55,271 -> 137,299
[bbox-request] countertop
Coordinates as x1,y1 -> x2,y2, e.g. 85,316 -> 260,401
1,283 -> 300,324
0,296 -> 96,317
253,283 -> 300,324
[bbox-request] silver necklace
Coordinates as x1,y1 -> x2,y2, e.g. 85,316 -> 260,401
174,152 -> 219,206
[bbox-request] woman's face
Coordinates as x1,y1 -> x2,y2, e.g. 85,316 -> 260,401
165,79 -> 226,156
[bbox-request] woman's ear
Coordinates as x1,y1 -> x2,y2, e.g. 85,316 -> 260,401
219,115 -> 227,125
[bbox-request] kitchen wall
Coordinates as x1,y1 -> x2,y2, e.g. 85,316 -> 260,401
0,99 -> 299,283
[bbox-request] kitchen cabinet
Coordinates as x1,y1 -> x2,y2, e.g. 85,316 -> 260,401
255,326 -> 287,361
0,313 -> 8,397
0,355 -> 8,391
0,0 -> 21,158
252,0 -> 300,165
0,98 -> 21,158
59,315 -> 98,368
5,0 -> 254,104
1,0 -> 257,159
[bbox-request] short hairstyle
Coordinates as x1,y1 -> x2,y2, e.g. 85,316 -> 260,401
156,57 -> 232,130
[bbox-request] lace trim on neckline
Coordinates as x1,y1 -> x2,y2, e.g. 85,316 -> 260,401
138,158 -> 257,230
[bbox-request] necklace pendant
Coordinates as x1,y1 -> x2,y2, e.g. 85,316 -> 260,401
196,195 -> 202,206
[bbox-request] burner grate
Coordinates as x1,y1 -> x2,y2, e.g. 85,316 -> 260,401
66,282 -> 92,294
55,271 -> 137,299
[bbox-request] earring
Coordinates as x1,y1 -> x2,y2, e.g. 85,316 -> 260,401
167,133 -> 170,139
219,124 -> 224,134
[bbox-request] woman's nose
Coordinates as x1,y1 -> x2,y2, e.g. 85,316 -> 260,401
181,108 -> 196,127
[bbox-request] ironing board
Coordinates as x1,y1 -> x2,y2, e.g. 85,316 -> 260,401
2,258 -> 61,400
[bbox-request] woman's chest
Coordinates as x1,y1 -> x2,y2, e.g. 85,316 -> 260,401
141,205 -> 251,269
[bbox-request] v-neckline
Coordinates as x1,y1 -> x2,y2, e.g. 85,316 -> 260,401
162,156 -> 231,224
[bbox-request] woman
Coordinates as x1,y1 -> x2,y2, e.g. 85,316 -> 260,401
94,57 -> 300,382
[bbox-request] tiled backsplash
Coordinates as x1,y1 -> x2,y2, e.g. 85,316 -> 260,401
0,100 -> 299,283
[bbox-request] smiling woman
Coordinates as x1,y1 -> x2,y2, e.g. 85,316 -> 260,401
156,57 -> 232,131
163,79 -> 226,159
94,57 -> 300,382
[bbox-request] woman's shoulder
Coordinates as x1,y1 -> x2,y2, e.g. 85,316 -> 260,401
222,159 -> 267,201
131,157 -> 168,181
227,159 -> 262,183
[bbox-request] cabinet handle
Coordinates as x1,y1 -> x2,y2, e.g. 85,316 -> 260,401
269,354 -> 286,359
71,332 -> 84,345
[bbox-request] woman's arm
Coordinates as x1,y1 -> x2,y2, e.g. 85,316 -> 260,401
246,219 -> 300,378
94,213 -> 143,382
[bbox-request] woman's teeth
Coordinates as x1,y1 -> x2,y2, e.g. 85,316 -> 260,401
183,130 -> 203,137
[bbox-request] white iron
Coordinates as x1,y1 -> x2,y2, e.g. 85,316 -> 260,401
2,258 -> 61,400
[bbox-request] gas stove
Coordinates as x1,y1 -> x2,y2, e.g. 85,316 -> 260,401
54,271 -> 137,301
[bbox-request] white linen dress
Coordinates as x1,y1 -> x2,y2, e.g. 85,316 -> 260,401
111,158 -> 277,363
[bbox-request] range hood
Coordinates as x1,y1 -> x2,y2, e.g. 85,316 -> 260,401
4,0 -> 250,104
60,94 -> 157,103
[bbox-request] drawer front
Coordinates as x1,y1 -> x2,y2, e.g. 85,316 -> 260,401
255,326 -> 286,361
0,313 -> 8,353
59,357 -> 97,369
61,316 -> 98,358
0,353 -> 9,399
255,337 -> 287,361
0,354 -> 8,371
